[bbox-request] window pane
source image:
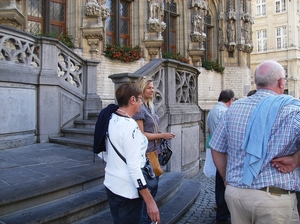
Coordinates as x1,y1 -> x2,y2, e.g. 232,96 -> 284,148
28,21 -> 42,34
106,16 -> 114,32
106,35 -> 113,44
120,2 -> 128,17
28,0 -> 43,17
120,38 -> 128,46
50,2 -> 65,22
106,0 -> 113,12
169,2 -> 177,13
120,20 -> 129,35
50,24 -> 63,34
170,17 -> 175,30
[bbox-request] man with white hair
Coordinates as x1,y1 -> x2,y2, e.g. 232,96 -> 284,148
210,60 -> 300,224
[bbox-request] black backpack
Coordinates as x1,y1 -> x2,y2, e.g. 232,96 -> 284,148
93,104 -> 119,161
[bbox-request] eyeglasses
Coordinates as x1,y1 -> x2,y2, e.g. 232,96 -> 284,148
135,96 -> 143,101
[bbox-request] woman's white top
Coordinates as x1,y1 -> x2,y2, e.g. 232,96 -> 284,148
103,113 -> 148,199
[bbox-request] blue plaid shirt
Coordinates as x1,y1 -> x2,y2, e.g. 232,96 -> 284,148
209,89 -> 300,191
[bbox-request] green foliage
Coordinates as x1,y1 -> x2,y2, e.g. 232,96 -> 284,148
103,43 -> 142,63
35,32 -> 75,49
162,52 -> 189,64
202,60 -> 225,74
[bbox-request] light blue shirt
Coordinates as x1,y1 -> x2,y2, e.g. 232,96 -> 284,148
207,101 -> 228,136
209,89 -> 300,191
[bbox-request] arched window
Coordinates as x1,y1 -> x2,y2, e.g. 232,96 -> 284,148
27,0 -> 66,35
106,0 -> 132,45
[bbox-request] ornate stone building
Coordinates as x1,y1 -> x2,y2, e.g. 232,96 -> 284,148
0,0 -> 253,106
251,0 -> 300,99
0,0 -> 253,159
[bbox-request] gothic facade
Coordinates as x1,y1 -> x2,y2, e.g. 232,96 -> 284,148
0,0 -> 253,108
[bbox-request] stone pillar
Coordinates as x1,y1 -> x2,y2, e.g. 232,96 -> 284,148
143,0 -> 166,59
188,0 -> 207,67
0,0 -> 25,30
83,59 -> 102,119
81,0 -> 109,59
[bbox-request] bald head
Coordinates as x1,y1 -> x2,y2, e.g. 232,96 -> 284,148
254,60 -> 285,89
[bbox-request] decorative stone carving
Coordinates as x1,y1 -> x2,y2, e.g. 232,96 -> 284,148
144,0 -> 165,58
85,0 -> 101,17
81,27 -> 104,57
227,19 -> 235,43
190,0 -> 207,51
227,43 -> 236,52
82,1 -> 109,57
147,20 -> 166,33
148,0 -> 160,20
190,32 -> 206,43
219,28 -> 225,51
188,48 -> 204,67
144,40 -> 163,59
0,6 -> 25,30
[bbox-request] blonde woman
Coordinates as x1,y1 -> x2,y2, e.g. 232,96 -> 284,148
133,76 -> 175,224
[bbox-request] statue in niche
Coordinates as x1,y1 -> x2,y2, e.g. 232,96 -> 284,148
227,20 -> 235,43
148,0 -> 159,20
243,22 -> 250,44
193,13 -> 202,33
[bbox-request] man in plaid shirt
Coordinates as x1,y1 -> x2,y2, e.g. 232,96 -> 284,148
210,60 -> 300,224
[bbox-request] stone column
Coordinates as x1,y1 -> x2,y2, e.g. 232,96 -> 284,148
143,0 -> 166,59
188,0 -> 207,67
81,0 -> 109,59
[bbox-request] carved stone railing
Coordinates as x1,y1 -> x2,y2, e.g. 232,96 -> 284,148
109,59 -> 201,178
0,25 -> 100,149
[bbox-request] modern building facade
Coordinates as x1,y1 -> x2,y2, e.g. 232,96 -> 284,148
251,0 -> 300,98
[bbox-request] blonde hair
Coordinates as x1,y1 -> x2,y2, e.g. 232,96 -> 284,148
135,76 -> 155,112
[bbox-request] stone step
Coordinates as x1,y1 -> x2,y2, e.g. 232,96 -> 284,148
74,120 -> 96,129
0,172 -> 194,224
0,146 -> 105,218
49,136 -> 93,150
60,128 -> 95,141
74,176 -> 200,224
88,112 -> 100,120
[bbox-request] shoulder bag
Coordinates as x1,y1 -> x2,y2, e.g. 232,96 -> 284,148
108,135 -> 158,195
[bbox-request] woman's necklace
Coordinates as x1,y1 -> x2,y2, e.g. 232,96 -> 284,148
117,109 -> 131,118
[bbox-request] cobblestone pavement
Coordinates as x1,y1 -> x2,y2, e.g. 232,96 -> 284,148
177,152 -> 217,224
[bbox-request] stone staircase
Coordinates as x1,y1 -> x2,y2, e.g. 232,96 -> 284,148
0,169 -> 200,224
0,113 -> 201,224
49,112 -> 99,150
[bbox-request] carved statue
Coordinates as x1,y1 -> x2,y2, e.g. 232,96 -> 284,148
193,14 -> 202,33
243,22 -> 250,44
227,20 -> 235,43
148,0 -> 159,20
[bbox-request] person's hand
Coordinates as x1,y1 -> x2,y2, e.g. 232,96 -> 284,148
146,201 -> 160,224
272,156 -> 297,173
161,132 -> 175,140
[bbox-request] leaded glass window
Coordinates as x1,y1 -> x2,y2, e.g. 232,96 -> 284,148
162,1 -> 179,54
27,0 -> 66,35
106,0 -> 130,45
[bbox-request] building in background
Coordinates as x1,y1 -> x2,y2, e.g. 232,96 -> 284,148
0,0 -> 254,153
251,0 -> 300,98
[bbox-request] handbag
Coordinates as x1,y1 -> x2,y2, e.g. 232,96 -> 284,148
108,135 -> 158,195
147,150 -> 163,176
159,139 -> 172,166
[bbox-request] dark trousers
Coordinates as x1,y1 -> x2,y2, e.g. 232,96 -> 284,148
106,187 -> 143,224
215,170 -> 230,221
140,176 -> 159,224
297,192 -> 300,215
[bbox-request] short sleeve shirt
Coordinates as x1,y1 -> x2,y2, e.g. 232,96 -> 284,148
133,103 -> 159,153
